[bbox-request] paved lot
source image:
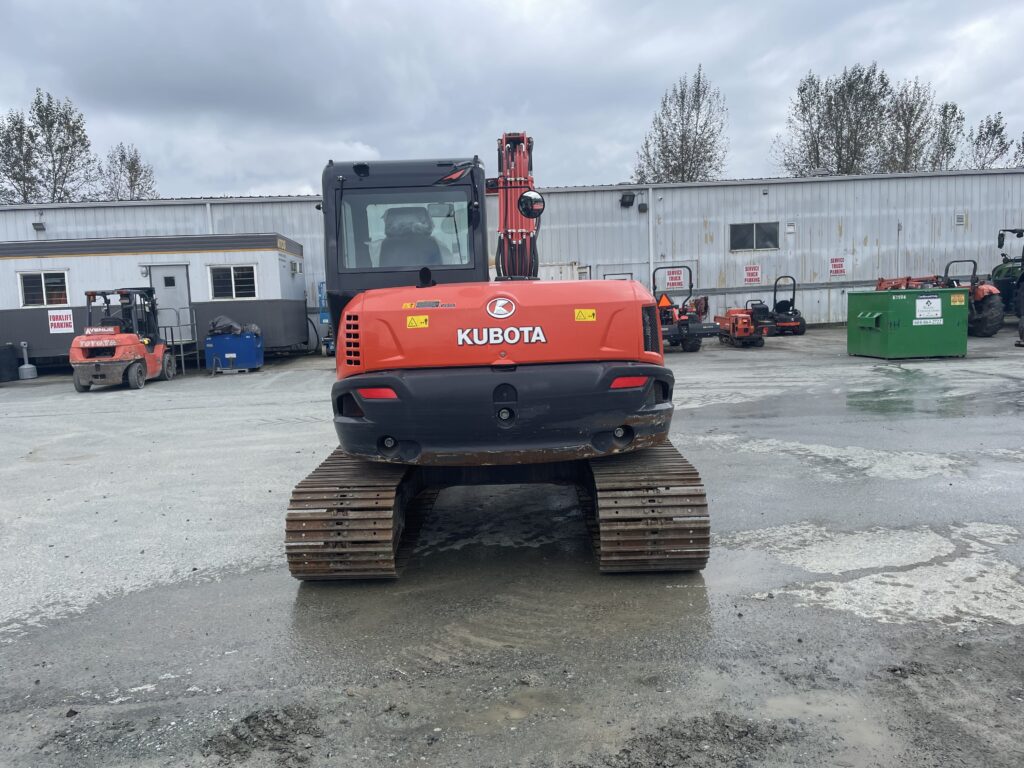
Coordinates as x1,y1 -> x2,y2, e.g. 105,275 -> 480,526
1,326 -> 1022,767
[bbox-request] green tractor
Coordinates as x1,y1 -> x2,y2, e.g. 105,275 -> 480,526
993,229 -> 1024,316
993,230 -> 1024,346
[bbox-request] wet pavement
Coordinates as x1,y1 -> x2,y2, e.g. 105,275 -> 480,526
1,327 -> 1023,767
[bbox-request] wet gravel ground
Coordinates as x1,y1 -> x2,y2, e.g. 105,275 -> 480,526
1,326 -> 1023,767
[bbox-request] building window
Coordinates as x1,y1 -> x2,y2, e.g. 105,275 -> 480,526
209,266 -> 257,299
19,271 -> 69,307
730,222 -> 780,251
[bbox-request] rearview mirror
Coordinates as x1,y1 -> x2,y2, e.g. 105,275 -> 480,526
517,190 -> 545,219
998,232 -> 1005,248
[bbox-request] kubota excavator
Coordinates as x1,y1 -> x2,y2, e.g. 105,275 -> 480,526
285,134 -> 710,579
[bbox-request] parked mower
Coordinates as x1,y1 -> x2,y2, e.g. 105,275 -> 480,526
765,275 -> 807,335
652,265 -> 719,352
875,259 -> 1004,337
68,288 -> 176,392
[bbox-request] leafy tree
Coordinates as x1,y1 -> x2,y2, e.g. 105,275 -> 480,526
1011,132 -> 1024,167
29,89 -> 100,202
928,102 -> 965,171
0,109 -> 39,204
634,66 -> 729,183
0,89 -> 157,204
964,113 -> 1011,169
882,78 -> 935,173
773,63 -> 891,176
101,142 -> 157,200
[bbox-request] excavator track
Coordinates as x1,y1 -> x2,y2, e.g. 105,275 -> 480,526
285,450 -> 435,580
582,441 -> 710,572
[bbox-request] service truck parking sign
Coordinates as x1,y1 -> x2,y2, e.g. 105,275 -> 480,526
744,264 -> 761,284
664,268 -> 685,289
47,309 -> 74,334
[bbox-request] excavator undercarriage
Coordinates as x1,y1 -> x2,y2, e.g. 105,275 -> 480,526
286,440 -> 709,579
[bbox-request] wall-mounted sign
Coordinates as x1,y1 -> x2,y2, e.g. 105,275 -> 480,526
830,256 -> 848,277
664,267 -> 686,289
47,309 -> 74,334
743,264 -> 761,284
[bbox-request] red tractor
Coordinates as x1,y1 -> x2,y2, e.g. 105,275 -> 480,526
876,259 -> 1003,337
69,288 -> 176,392
652,265 -> 719,352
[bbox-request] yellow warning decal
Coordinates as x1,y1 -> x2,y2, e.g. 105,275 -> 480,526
406,315 -> 429,329
574,308 -> 597,322
402,302 -> 416,309
950,293 -> 965,305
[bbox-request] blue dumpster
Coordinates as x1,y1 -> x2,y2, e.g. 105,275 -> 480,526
205,332 -> 264,371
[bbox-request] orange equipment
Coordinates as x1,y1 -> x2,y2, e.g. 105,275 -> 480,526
69,288 -> 176,391
714,307 -> 767,348
284,133 -> 711,580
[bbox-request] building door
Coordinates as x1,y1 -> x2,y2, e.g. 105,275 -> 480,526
149,265 -> 192,342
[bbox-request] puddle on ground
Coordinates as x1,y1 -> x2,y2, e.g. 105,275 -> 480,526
722,522 -> 1024,628
690,433 -> 964,480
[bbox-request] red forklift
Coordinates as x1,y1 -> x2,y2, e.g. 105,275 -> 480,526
69,288 -> 176,392
652,265 -> 719,352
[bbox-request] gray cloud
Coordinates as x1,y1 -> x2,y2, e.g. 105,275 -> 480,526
2,0 -> 1023,197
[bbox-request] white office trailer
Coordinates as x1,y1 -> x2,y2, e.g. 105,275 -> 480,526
1,167 -> 1021,359
0,233 -> 307,360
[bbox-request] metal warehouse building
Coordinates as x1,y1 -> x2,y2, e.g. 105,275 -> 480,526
1,167 -> 1021,361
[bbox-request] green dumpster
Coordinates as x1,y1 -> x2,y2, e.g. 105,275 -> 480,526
847,288 -> 968,359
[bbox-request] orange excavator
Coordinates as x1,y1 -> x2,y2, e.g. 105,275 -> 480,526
285,134 -> 710,579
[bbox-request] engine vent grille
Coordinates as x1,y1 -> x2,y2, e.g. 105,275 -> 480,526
641,305 -> 659,353
343,313 -> 361,366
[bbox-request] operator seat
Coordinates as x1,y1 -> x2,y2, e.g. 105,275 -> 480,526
379,207 -> 442,268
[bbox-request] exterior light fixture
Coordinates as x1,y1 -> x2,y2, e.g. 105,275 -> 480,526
619,192 -> 636,208
32,221 -> 45,232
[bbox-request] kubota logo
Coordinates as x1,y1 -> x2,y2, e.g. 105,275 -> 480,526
486,297 -> 516,319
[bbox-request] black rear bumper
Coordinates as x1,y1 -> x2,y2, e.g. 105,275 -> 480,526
332,362 -> 674,466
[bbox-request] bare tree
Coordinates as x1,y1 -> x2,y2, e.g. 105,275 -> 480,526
964,113 -> 1011,169
101,142 -> 157,200
773,63 -> 891,176
29,89 -> 99,202
0,109 -> 39,204
634,66 -> 729,183
881,78 -> 935,173
928,102 -> 965,170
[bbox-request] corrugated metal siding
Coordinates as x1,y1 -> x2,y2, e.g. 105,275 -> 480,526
2,169 -> 1023,323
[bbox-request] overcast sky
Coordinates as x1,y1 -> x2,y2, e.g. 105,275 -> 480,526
2,0 -> 1022,198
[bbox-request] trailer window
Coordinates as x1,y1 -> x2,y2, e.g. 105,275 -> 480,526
338,188 -> 472,271
19,271 -> 68,306
209,266 -> 257,299
730,222 -> 780,251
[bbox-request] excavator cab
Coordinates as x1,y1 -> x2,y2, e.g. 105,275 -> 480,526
320,158 -> 492,333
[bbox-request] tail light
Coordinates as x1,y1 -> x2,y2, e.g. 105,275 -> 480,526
610,376 -> 649,389
357,387 -> 398,399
